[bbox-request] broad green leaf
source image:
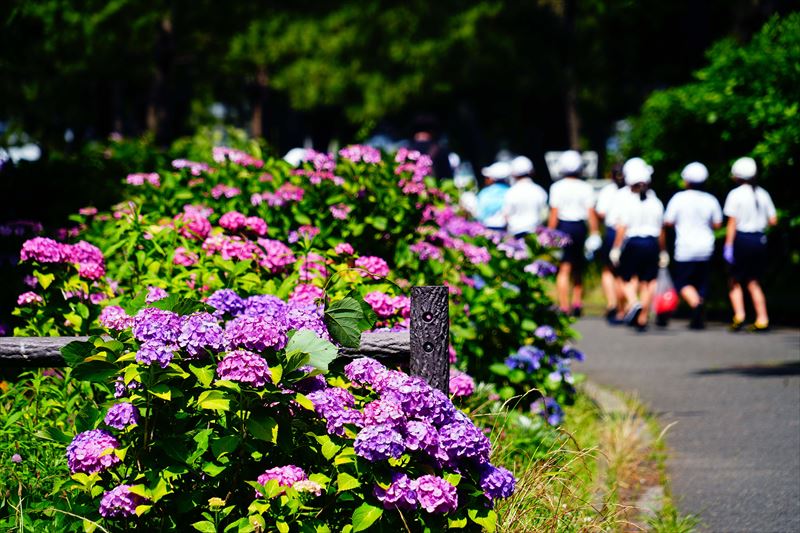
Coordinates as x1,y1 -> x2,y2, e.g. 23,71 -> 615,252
191,521 -> 217,533
34,271 -> 55,289
36,426 -> 73,444
72,360 -> 118,383
211,435 -> 241,459
247,416 -> 278,443
351,502 -> 383,532
150,384 -> 172,401
197,390 -> 230,411
324,297 -> 364,348
468,509 -> 497,532
489,363 -> 511,377
348,290 -> 377,332
284,329 -> 338,371
150,295 -> 213,316
443,473 -> 462,487
61,340 -> 94,367
336,472 -> 360,492
202,461 -> 227,477
448,516 -> 468,528
189,364 -> 215,388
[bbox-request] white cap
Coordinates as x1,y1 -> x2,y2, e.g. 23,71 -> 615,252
557,150 -> 583,176
681,162 -> 708,184
481,161 -> 512,181
622,157 -> 653,186
731,157 -> 757,180
510,156 -> 534,177
283,148 -> 307,166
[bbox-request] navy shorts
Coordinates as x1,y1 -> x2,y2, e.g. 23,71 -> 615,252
556,220 -> 587,270
672,260 -> 711,298
618,237 -> 659,282
732,231 -> 767,283
599,227 -> 617,267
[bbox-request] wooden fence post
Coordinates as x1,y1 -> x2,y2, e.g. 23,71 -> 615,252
409,285 -> 449,393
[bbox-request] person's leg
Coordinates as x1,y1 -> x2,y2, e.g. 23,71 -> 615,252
747,280 -> 769,326
571,268 -> 583,312
556,262 -> 572,312
638,280 -> 657,326
729,279 -> 746,325
680,285 -> 701,308
614,276 -> 627,319
601,267 -> 617,310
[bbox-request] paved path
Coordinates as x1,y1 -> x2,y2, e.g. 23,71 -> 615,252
574,318 -> 800,533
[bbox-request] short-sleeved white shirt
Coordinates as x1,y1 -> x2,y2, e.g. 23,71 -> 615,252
548,178 -> 595,222
617,190 -> 664,238
664,190 -> 723,261
723,184 -> 777,233
605,186 -> 634,228
595,182 -> 620,218
502,178 -> 548,234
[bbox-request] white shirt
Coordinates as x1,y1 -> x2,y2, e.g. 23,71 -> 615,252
617,189 -> 664,238
664,190 -> 723,261
595,182 -> 620,219
723,184 -> 777,233
502,178 -> 548,234
549,178 -> 595,222
604,186 -> 634,228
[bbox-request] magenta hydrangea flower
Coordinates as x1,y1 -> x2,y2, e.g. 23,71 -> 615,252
173,246 -> 198,266
132,307 -> 181,344
403,420 -> 441,458
329,203 -> 352,220
145,286 -> 168,304
438,420 -> 491,464
224,315 -> 288,352
479,464 -> 516,500
172,159 -> 210,175
354,424 -> 405,462
363,291 -> 399,318
66,429 -> 121,474
206,289 -> 245,317
412,475 -> 458,514
178,312 -> 224,357
126,172 -> 160,187
174,211 -> 212,241
333,242 -> 354,255
410,241 -> 443,261
104,402 -> 140,430
288,284 -> 324,306
219,211 -> 247,232
307,387 -> 356,416
135,341 -> 175,368
257,238 -> 296,273
99,485 -> 148,518
448,371 -> 475,398
362,399 -> 406,429
20,237 -> 66,263
242,294 -> 287,319
344,357 -> 387,387
99,306 -> 134,331
285,305 -> 330,341
212,147 -> 264,168
374,472 -> 417,510
245,216 -> 268,236
217,349 -> 272,387
323,407 -> 364,437
16,291 -> 43,306
355,256 -> 390,278
256,465 -> 307,496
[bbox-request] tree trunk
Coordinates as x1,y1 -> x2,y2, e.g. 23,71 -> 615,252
146,15 -> 174,144
563,0 -> 581,150
250,66 -> 269,138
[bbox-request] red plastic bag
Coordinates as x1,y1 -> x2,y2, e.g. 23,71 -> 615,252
653,267 -> 679,315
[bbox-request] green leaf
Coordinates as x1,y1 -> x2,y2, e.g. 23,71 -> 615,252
34,271 -> 55,290
443,473 -> 462,487
191,521 -> 217,533
468,509 -> 497,532
324,297 -> 364,348
197,390 -> 230,411
284,329 -> 338,371
348,290 -> 378,332
72,360 -> 118,383
336,472 -> 361,492
150,294 -> 213,316
150,384 -> 172,401
189,364 -> 215,388
247,416 -> 278,443
202,461 -> 228,477
35,426 -> 73,444
211,436 -> 241,459
489,363 -> 511,377
61,340 -> 94,368
351,503 -> 383,532
448,516 -> 468,528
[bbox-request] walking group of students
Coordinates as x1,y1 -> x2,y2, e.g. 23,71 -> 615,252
472,151 -> 778,332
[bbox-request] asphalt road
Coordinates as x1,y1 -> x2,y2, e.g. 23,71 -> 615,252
574,318 -> 800,533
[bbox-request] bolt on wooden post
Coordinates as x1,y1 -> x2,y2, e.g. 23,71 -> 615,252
409,285 -> 449,393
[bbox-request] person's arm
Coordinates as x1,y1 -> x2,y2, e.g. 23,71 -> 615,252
547,207 -> 558,229
724,217 -> 736,247
659,227 -> 666,252
587,207 -> 599,234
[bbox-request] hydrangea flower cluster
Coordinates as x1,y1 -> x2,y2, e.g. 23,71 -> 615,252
531,397 -> 565,426
212,146 -> 264,168
448,370 -> 475,397
355,256 -> 390,278
126,172 -> 160,187
216,349 -> 272,387
524,259 -> 557,277
256,465 -> 307,496
535,227 -> 571,248
99,485 -> 148,518
20,237 -> 106,280
66,429 -> 121,474
534,325 -> 558,344
363,291 -> 410,319
104,402 -> 140,430
505,345 -> 544,372
17,291 -> 43,306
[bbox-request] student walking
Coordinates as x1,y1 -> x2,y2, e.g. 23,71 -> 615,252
723,157 -> 778,332
547,150 -> 600,316
595,164 -> 627,323
502,156 -> 548,237
610,158 -> 668,331
663,162 -> 723,329
476,162 -> 512,231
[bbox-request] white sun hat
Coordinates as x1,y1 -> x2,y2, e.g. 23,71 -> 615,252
481,161 -> 512,181
731,157 -> 757,180
622,157 -> 653,186
681,162 -> 709,184
283,148 -> 307,166
557,150 -> 583,176
510,156 -> 534,177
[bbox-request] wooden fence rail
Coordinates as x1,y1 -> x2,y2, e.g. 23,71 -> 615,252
0,286 -> 450,392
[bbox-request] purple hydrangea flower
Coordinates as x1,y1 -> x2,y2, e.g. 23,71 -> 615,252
145,286 -> 168,304
104,403 -> 140,430
448,371 -> 475,398
307,387 -> 356,416
374,472 -> 417,510
206,289 -> 245,317
344,357 -> 386,387
132,307 -> 181,344
505,346 -> 544,372
403,420 -> 441,458
531,397 -> 564,426
114,376 -> 141,398
288,284 -> 324,306
224,315 -> 288,352
362,399 -> 406,429
99,485 -> 148,518
562,345 -> 585,362
323,408 -> 364,437
479,464 -> 516,500
412,475 -> 458,514
217,350 -> 272,387
292,365 -> 328,394
178,312 -> 224,357
354,424 -> 405,462
285,304 -> 330,340
135,341 -> 175,368
524,259 -> 557,277
20,237 -> 66,263
242,294 -> 287,319
99,305 -> 134,331
438,421 -> 491,464
256,465 -> 307,496
66,429 -> 121,474
534,325 -> 558,344
11,453 -> 22,463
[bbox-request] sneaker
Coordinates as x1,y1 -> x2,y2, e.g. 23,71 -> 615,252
624,303 -> 643,326
748,321 -> 770,333
634,322 -> 649,333
571,305 -> 583,318
689,305 -> 705,330
606,308 -> 624,325
655,313 -> 669,328
729,317 -> 745,332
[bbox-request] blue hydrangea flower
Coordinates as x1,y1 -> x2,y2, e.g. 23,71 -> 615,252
479,464 -> 516,500
206,289 -> 245,317
354,424 -> 405,461
104,402 -> 140,430
178,312 -> 224,357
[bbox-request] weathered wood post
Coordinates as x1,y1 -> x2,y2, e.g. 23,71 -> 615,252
409,285 -> 449,393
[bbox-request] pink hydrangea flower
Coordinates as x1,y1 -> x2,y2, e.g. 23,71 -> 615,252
17,291 -> 43,306
334,242 -> 354,255
355,256 -> 390,279
126,172 -> 160,187
219,211 -> 247,232
329,203 -> 352,220
173,246 -> 198,267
